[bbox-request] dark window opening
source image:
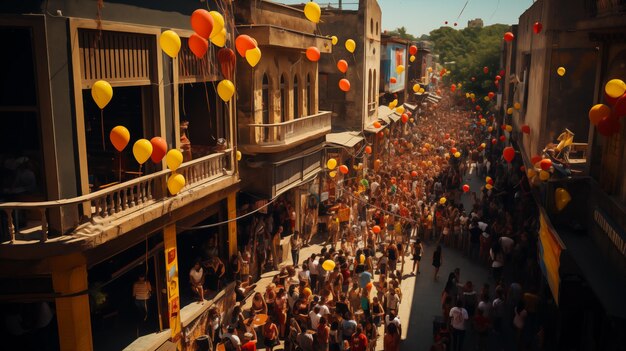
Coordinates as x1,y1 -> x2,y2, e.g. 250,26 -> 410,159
280,75 -> 287,122
293,75 -> 299,118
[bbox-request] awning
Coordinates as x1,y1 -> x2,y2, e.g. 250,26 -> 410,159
403,103 -> 417,112
325,131 -> 364,148
388,113 -> 401,122
379,115 -> 392,124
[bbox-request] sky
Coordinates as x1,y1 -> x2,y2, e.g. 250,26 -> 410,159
278,0 -> 535,37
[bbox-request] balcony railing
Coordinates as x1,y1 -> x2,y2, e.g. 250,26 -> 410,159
0,150 -> 233,243
240,111 -> 331,151
589,0 -> 626,17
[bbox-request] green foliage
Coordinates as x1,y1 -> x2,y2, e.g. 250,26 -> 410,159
387,26 -> 418,41
429,24 -> 509,97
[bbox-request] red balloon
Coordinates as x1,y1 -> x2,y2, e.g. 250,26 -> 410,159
499,69 -> 505,76
476,105 -> 482,111
531,155 -> 543,165
597,115 -> 621,136
500,135 -> 506,142
495,75 -> 502,81
377,131 -> 384,138
483,66 -> 489,74
409,45 -> 417,55
488,92 -> 495,99
339,165 -> 349,174
305,46 -> 321,62
190,9 -> 214,39
390,177 -> 396,184
365,145 -> 372,154
337,59 -> 348,73
462,184 -> 470,193
390,77 -> 397,84
373,225 -> 381,234
450,84 -> 456,92
540,159 -> 552,171
411,170 -> 418,177
503,146 -> 515,163
445,133 -> 450,139
339,78 -> 351,92
150,137 -> 168,163
613,93 -> 626,117
188,33 -> 208,58
450,147 -> 457,154
444,21 -> 448,25
521,125 -> 531,134
217,48 -> 236,80
491,138 -> 497,145
504,32 -> 515,42
533,22 -> 543,34
401,113 -> 409,123
235,35 -> 257,57
605,91 -> 619,106
454,22 -> 458,27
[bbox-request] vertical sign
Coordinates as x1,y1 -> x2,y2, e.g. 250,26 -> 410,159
164,224 -> 181,343
538,213 -> 563,305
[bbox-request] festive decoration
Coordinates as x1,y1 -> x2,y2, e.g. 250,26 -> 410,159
462,184 -> 470,193
439,197 -> 447,205
110,126 -> 130,152
133,139 -> 153,165
167,173 -> 186,195
555,188 -> 572,211
503,146 -> 515,163
304,1 -> 321,23
372,225 -> 381,234
326,158 -> 337,170
235,35 -> 257,57
533,22 -> 543,34
188,33 -> 208,58
345,39 -> 356,53
557,67 -> 566,76
339,79 -> 351,92
322,260 -> 335,271
209,11 -> 225,39
91,80 -> 113,109
191,9 -> 214,39
540,158 -> 552,171
166,149 -> 183,171
504,32 -> 515,42
337,59 -> 348,73
160,30 -> 181,58
331,36 -> 338,45
150,137 -> 168,163
339,165 -> 349,174
305,46 -> 321,62
217,80 -> 235,102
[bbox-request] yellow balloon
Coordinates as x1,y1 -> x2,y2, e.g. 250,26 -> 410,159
413,84 -> 420,93
322,259 -> 335,271
217,79 -> 235,102
428,67 -> 433,72
329,171 -> 337,178
484,96 -> 490,101
389,99 -> 398,109
236,150 -> 242,161
359,254 -> 365,264
245,47 -> 262,67
419,88 -> 425,93
160,30 -> 181,58
331,35 -> 338,45
439,197 -> 447,205
539,170 -> 550,181
466,93 -> 470,98
555,187 -> 571,211
454,151 -> 461,158
505,125 -> 513,132
167,173 -> 186,195
210,28 -> 227,47
209,11 -> 225,39
514,102 -> 521,110
480,143 -> 486,149
487,126 -> 493,132
345,39 -> 356,53
395,106 -> 405,114
396,65 -> 405,74
470,93 -> 475,99
166,149 -> 183,171
410,55 -> 416,62
507,107 -> 513,115
91,80 -> 113,109
133,139 -> 153,165
485,184 -> 493,190
480,118 -> 486,125
304,1 -> 321,23
557,67 -> 566,76
605,79 -> 626,98
326,158 -> 337,170
527,169 -> 536,179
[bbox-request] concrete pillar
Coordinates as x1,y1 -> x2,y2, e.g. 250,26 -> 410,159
227,192 -> 238,257
50,254 -> 93,351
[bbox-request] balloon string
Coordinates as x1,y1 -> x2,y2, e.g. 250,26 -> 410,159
457,0 -> 470,20
100,109 -> 105,151
352,53 -> 361,80
118,151 -> 122,183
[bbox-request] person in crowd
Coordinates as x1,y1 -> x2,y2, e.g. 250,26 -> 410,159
432,245 -> 442,280
263,315 -> 279,351
132,273 -> 152,321
189,260 -> 205,302
411,239 -> 423,275
383,322 -> 401,351
449,299 -> 469,351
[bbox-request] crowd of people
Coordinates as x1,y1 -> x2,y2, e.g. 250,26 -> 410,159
197,92 -> 551,351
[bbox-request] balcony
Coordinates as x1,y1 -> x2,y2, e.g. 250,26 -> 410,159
239,111 -> 332,154
0,150 -> 236,258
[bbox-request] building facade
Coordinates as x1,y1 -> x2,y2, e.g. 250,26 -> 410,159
0,1 -> 239,350
502,0 -> 626,349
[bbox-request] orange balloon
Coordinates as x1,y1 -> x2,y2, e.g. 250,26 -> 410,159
365,145 -> 372,154
188,33 -> 208,58
337,59 -> 348,73
190,9 -> 214,39
339,78 -> 351,92
305,46 -> 320,62
339,165 -> 349,174
235,35 -> 257,57
390,77 -> 397,84
373,121 -> 381,128
372,225 -> 381,234
150,137 -> 168,163
110,126 -> 130,152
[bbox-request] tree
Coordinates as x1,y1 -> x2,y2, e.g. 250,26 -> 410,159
387,26 -> 417,41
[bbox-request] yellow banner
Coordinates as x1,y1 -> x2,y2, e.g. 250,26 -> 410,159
164,224 -> 181,343
539,213 -> 562,304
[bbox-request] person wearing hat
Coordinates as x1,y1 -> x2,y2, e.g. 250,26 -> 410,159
241,332 -> 256,351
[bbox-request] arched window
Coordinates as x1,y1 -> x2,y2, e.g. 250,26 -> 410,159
370,18 -> 374,35
376,22 -> 379,36
368,69 -> 372,105
262,74 -> 270,141
280,74 -> 287,122
293,75 -> 299,118
373,69 -> 378,108
306,74 -> 312,115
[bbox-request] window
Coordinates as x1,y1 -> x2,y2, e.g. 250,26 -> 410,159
307,74 -> 313,115
293,75 -> 299,118
376,22 -> 379,36
370,18 -> 374,35
368,69 -> 372,107
280,74 -> 287,122
262,74 -> 270,141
